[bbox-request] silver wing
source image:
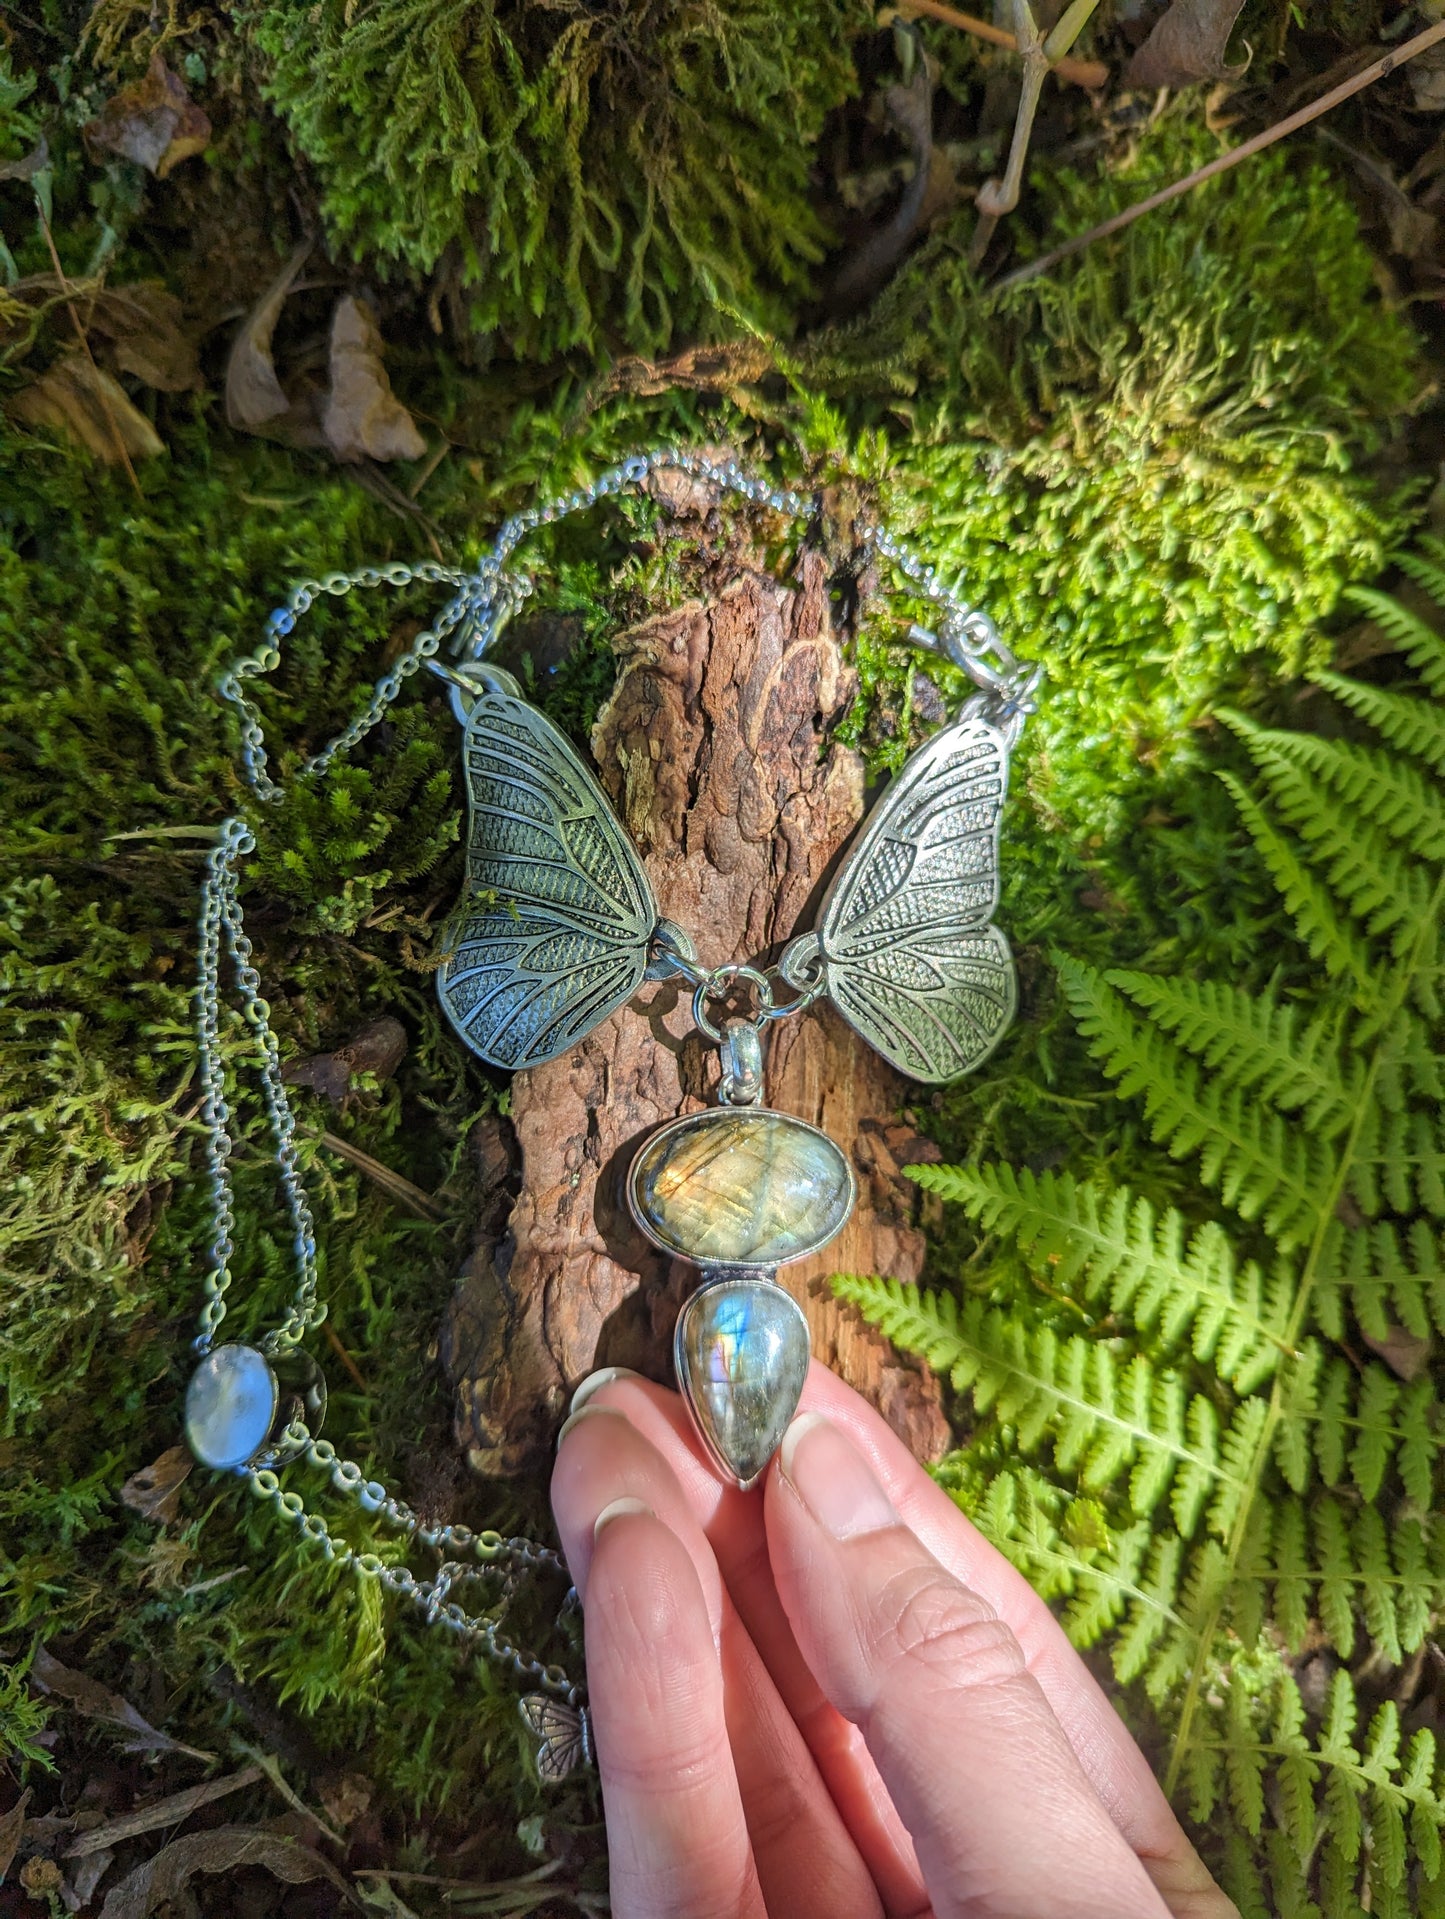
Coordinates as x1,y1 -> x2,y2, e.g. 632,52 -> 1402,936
518,1693 -> 592,1781
438,690 -> 658,1069
795,714 -> 1017,1083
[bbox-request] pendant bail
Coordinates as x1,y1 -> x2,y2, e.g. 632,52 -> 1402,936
719,1017 -> 764,1106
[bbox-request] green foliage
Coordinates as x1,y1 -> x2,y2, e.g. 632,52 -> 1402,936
0,418 -> 605,1853
819,117 -> 1421,814
250,0 -> 866,358
0,19 -> 1437,1882
839,573 -> 1445,1911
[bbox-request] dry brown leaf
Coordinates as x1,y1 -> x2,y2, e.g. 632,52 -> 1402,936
66,1765 -> 263,1859
317,1772 -> 373,1832
0,1789 -> 31,1883
1411,42 -> 1445,114
0,137 -> 49,184
225,240 -> 316,437
97,1827 -> 350,1919
92,284 -> 201,392
1361,1324 -> 1433,1382
283,1017 -> 408,1106
321,295 -> 425,463
601,339 -> 775,402
63,1845 -> 115,1911
119,1445 -> 193,1525
1125,0 -> 1248,90
30,1646 -> 213,1763
20,1856 -> 63,1897
83,55 -> 211,179
12,354 -> 164,462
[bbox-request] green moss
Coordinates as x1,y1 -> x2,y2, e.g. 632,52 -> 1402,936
818,117 -> 1420,788
249,0 -> 867,358
0,26 -> 1436,1891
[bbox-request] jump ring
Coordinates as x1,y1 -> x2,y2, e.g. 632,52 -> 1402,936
691,963 -> 774,1042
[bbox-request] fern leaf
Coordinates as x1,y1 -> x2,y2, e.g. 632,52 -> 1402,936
844,636 -> 1445,1908
1058,959 -> 1333,1246
1104,969 -> 1354,1131
1311,667 -> 1445,773
907,1161 -> 1291,1388
1223,712 -> 1445,866
834,1274 -> 1250,1534
1316,1218 -> 1445,1342
1219,770 -> 1375,991
1346,578 -> 1445,697
1223,714 -> 1434,945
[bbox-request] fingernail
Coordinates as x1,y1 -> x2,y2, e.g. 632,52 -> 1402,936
555,1402 -> 629,1451
569,1365 -> 644,1414
593,1495 -> 653,1540
778,1412 -> 897,1540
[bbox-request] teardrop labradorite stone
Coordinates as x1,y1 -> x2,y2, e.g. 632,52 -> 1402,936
629,1108 -> 855,1268
675,1278 -> 811,1488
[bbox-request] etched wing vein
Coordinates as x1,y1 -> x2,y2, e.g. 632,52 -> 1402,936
438,693 -> 657,1068
819,717 -> 1017,1082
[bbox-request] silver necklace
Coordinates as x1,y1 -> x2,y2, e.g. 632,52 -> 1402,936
182,449 -> 1038,1779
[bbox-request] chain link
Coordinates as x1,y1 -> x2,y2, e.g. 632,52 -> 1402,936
248,1427 -> 580,1705
198,447 -> 1035,1733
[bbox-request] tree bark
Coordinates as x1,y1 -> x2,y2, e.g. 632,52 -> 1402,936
442,481 -> 950,1478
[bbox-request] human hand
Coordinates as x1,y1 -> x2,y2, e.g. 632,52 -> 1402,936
550,1361 -> 1237,1919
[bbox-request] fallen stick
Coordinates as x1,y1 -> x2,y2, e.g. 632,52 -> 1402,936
991,17 -> 1445,293
897,0 -> 1107,89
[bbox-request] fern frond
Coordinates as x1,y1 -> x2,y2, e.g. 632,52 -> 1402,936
834,1274 -> 1252,1536
1311,667 -> 1445,773
1349,1102 -> 1445,1222
1222,715 -> 1434,946
840,627 -> 1445,1910
1058,960 -> 1333,1246
1315,1217 -> 1445,1342
1222,712 -> 1445,867
909,1161 -> 1291,1390
964,1466 -> 1195,1685
1195,1671 -> 1445,1912
1346,577 -> 1445,697
1218,771 -> 1376,991
1103,970 -> 1354,1131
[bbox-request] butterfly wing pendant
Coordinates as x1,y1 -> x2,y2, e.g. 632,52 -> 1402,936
518,1692 -> 593,1782
438,687 -> 660,1070
781,710 -> 1017,1084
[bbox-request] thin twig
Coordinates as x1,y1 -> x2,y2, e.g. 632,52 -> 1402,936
34,201 -> 142,496
324,1321 -> 370,1392
239,1743 -> 346,1849
992,17 -> 1445,293
308,1125 -> 449,1222
896,0 -> 1107,89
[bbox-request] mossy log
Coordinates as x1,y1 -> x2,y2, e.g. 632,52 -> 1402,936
441,480 -> 949,1477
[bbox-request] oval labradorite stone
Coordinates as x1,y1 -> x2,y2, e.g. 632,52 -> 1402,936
184,1343 -> 278,1472
629,1107 -> 855,1268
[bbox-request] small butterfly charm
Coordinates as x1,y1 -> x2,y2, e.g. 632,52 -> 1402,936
519,1692 -> 594,1783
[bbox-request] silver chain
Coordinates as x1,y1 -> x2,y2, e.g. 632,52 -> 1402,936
195,446 -> 1038,1734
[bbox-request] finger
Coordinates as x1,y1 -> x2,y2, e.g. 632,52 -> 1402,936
566,1370 -> 926,1913
553,1404 -> 883,1919
785,1368 -> 1235,1913
767,1411 -> 1173,1919
568,1366 -> 1234,1919
584,1498 -> 765,1919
